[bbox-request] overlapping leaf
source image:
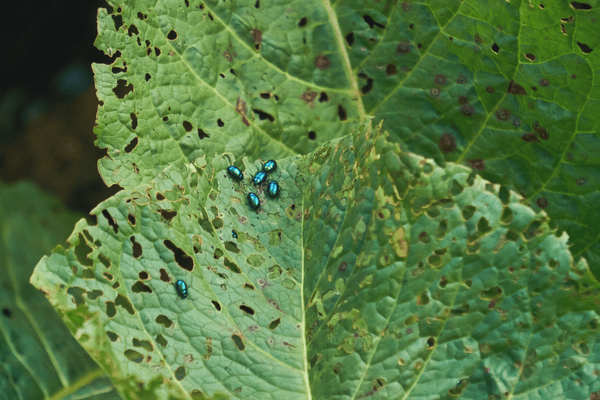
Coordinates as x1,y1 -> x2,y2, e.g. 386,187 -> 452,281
0,182 -> 118,400
32,123 -> 600,399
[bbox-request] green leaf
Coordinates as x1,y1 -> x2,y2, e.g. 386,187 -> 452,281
31,123 -> 600,399
93,0 -> 600,281
0,182 -> 117,400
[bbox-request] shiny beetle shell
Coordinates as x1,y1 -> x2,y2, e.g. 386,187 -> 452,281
232,230 -> 237,239
252,171 -> 267,186
263,160 -> 277,173
267,181 -> 280,198
227,165 -> 244,181
175,279 -> 188,299
248,192 -> 260,210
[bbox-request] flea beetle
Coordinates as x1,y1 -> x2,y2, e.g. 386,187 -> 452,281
267,181 -> 280,198
175,279 -> 188,299
248,192 -> 260,210
263,160 -> 277,173
227,165 -> 243,181
252,171 -> 267,186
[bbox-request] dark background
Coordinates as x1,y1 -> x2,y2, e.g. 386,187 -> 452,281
0,0 -> 120,214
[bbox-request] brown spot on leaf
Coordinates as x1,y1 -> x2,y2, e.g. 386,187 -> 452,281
430,88 -> 441,98
439,133 -> 456,153
397,41 -> 411,55
434,74 -> 446,85
460,104 -> 475,116
252,29 -> 262,43
469,159 -> 485,170
474,33 -> 483,43
536,197 -> 548,209
386,64 -> 397,75
495,109 -> 511,121
458,95 -> 468,104
401,2 -> 412,11
507,80 -> 527,95
315,55 -> 331,69
223,50 -> 233,62
522,132 -> 540,142
486,86 -> 495,93
532,121 -> 548,140
539,79 -> 549,87
301,91 -> 318,103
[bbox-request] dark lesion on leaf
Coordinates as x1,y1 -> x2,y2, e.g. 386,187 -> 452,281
507,80 -> 527,95
251,29 -> 262,43
386,64 -> 397,75
315,54 -> 331,69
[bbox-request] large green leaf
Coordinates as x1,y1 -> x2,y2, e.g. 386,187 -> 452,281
93,0 -> 600,280
0,182 -> 119,400
32,123 -> 600,399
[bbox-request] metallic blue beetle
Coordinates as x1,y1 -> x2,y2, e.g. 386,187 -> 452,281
175,279 -> 188,299
252,171 -> 267,186
227,165 -> 244,181
248,192 -> 260,210
263,160 -> 277,173
267,181 -> 280,198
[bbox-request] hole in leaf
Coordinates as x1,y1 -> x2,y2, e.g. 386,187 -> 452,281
198,128 -> 210,139
571,1 -> 592,10
112,14 -> 123,30
212,301 -> 221,311
167,30 -> 177,40
318,92 -> 328,102
102,210 -> 119,234
298,17 -> 308,27
269,317 -> 281,330
232,334 -> 245,350
577,42 -> 593,53
175,366 -> 186,381
525,53 -> 536,61
308,131 -> 316,140
338,105 -> 347,121
239,305 -> 255,315
183,121 -> 193,132
164,240 -> 194,271
252,109 -> 275,121
113,79 -> 133,99
124,349 -> 144,363
130,236 -> 142,258
363,15 -> 385,29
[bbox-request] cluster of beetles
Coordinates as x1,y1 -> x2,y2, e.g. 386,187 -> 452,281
226,159 -> 280,211
173,160 -> 280,300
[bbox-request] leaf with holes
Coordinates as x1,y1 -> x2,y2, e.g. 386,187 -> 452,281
32,122 -> 600,399
94,0 -> 600,282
